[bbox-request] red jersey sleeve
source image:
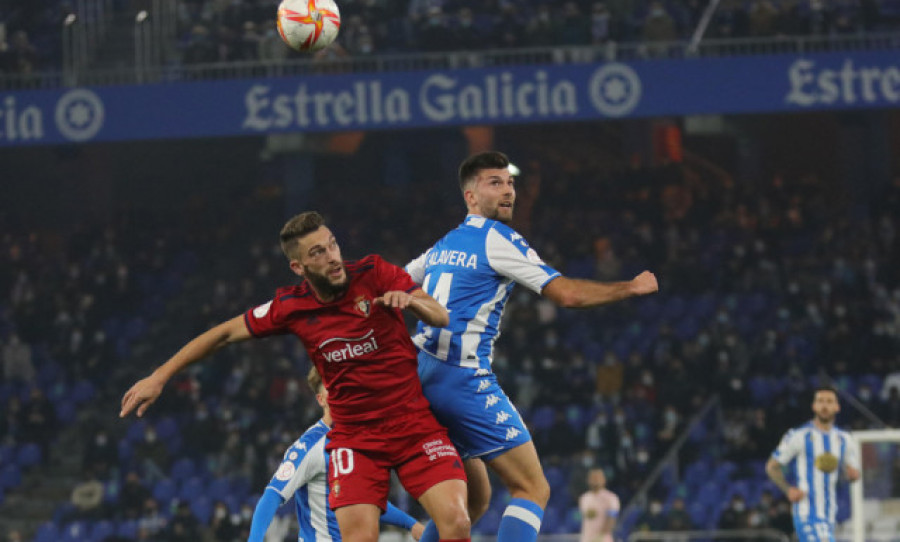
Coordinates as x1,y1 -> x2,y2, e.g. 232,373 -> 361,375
243,294 -> 291,338
373,255 -> 420,294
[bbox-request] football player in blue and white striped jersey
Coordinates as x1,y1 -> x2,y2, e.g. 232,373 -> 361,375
249,367 -> 424,542
766,386 -> 861,542
406,151 -> 658,542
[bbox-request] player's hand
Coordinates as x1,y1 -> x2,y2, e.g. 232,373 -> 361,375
410,522 -> 425,541
629,271 -> 659,296
845,465 -> 861,482
120,374 -> 166,418
787,487 -> 806,502
375,291 -> 413,310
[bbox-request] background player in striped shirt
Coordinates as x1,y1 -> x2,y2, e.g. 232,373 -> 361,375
766,386 -> 861,542
121,211 -> 470,542
249,366 -> 425,542
406,151 -> 658,542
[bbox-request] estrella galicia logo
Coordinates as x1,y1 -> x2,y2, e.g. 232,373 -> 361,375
589,63 -> 642,117
55,88 -> 105,142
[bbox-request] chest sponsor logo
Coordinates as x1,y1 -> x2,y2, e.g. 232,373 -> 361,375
319,329 -> 379,362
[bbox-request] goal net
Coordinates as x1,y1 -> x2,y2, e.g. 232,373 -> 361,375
846,429 -> 900,542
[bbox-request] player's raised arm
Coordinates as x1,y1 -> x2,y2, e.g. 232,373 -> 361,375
120,315 -> 252,418
541,271 -> 659,309
375,289 -> 449,328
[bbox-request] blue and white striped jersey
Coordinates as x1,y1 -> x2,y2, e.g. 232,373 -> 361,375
266,420 -> 340,542
406,215 -> 560,370
771,422 -> 860,524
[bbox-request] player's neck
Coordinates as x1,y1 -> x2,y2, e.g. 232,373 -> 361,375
812,418 -> 833,432
322,412 -> 332,427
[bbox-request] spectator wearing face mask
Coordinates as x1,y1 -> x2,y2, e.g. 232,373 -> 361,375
636,499 -> 667,531
134,427 -> 170,483
719,495 -> 749,529
83,429 -> 117,478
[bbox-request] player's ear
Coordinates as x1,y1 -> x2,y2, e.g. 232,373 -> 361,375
315,391 -> 327,409
289,260 -> 305,277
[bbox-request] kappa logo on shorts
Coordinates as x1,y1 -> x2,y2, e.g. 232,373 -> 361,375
474,369 -> 490,377
476,380 -> 490,392
485,395 -> 500,408
496,411 -> 511,424
332,481 -> 340,495
506,428 -> 521,440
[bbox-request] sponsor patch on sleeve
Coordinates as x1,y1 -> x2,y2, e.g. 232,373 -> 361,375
275,461 -> 296,481
253,300 -> 273,318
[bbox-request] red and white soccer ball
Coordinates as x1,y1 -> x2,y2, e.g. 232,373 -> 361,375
276,0 -> 341,52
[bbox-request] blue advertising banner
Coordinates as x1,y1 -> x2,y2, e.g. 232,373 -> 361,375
1,50 -> 899,146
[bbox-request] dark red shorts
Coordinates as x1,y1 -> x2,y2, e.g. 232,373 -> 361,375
325,409 -> 466,510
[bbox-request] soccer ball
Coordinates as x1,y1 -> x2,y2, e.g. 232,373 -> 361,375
276,0 -> 341,52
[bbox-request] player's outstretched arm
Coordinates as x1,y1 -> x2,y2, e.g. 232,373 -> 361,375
375,289 -> 449,328
541,271 -> 659,309
120,315 -> 252,418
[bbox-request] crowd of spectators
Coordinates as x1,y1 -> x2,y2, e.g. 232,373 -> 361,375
2,0 -> 900,74
1,124 -> 899,540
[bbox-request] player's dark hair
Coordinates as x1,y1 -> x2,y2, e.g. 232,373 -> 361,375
814,385 -> 839,400
280,211 -> 325,260
306,366 -> 324,394
458,151 -> 510,191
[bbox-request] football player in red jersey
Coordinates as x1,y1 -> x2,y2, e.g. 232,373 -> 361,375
121,211 -> 471,542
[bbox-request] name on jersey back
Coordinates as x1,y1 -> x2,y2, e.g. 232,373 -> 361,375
427,249 -> 478,269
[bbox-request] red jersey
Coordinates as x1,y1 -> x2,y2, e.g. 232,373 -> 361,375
243,254 -> 432,424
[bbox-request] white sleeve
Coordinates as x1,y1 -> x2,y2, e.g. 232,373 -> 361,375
842,432 -> 861,470
267,438 -> 326,501
405,250 -> 429,285
771,429 -> 801,466
484,228 -> 560,294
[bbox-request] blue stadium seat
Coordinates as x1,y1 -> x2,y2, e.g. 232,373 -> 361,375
61,520 -> 89,542
89,520 -> 115,542
170,457 -> 196,480
16,442 -> 42,468
0,444 -> 15,467
152,478 -> 176,503
0,464 -> 22,490
70,380 -> 95,404
155,417 -> 179,441
207,477 -> 231,499
179,476 -> 207,501
54,399 -> 77,424
191,495 -> 213,523
33,522 -> 59,542
474,509 -> 501,534
115,520 -> 138,539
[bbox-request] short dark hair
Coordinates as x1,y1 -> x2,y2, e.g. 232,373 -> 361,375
280,211 -> 325,260
306,365 -> 324,394
814,385 -> 839,400
458,151 -> 510,191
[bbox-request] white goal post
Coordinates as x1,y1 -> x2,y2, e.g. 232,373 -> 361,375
850,429 -> 900,542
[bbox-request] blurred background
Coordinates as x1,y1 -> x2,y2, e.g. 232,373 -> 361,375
2,1 -> 900,541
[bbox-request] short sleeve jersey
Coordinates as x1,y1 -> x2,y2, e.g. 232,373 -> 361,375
406,215 -> 561,370
244,255 -> 430,423
771,422 -> 860,523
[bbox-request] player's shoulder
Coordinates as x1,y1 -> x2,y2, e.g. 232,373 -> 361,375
292,420 -> 329,453
273,283 -> 315,304
346,254 -> 393,276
